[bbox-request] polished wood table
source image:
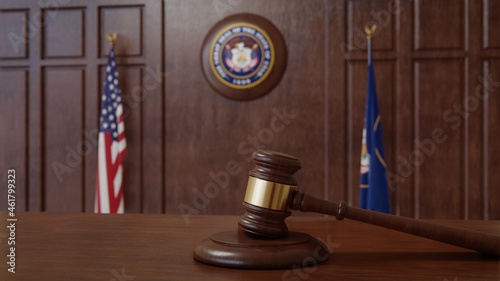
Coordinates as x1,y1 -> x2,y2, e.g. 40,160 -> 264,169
0,212 -> 499,280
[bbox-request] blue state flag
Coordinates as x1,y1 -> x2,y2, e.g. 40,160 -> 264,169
359,52 -> 391,213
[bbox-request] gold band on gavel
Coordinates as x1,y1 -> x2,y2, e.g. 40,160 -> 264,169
243,176 -> 297,211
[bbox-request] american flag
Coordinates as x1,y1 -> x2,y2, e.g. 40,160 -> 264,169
95,47 -> 127,213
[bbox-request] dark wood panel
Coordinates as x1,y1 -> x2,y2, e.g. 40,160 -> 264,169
82,1 -> 99,213
165,0 -> 327,216
414,60 -> 465,219
483,0 -> 500,49
327,0 -> 347,204
0,9 -> 28,59
395,0 -> 415,218
413,0 -> 464,51
0,0 -> 499,220
0,0 -> 163,214
136,0 -> 163,213
267,0 -> 326,204
165,0 -> 255,214
0,68 -> 28,210
466,0 -> 484,220
485,59 -> 500,219
43,8 -> 85,59
27,3 -> 43,211
99,5 -> 144,57
43,67 -> 85,212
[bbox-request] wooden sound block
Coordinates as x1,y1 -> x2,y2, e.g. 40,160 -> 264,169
193,230 -> 330,269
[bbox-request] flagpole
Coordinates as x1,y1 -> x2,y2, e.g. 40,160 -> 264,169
364,25 -> 377,65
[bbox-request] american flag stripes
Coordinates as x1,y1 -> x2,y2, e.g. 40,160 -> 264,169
95,47 -> 127,214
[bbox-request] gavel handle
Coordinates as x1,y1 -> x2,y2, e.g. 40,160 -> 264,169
290,191 -> 500,256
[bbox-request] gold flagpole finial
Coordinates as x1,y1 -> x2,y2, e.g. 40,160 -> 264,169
364,24 -> 377,40
106,32 -> 118,46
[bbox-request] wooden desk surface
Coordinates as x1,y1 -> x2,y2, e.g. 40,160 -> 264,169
0,212 -> 499,281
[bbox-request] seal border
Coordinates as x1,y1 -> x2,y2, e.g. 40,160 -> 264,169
200,13 -> 287,101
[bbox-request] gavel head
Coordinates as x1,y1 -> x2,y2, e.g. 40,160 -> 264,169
238,150 -> 302,238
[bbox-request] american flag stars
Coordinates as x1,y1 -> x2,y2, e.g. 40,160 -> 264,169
100,50 -> 123,141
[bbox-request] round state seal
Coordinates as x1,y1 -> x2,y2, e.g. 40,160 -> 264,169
210,23 -> 274,90
201,14 -> 287,100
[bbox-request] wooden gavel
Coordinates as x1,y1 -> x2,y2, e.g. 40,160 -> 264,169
238,150 -> 500,256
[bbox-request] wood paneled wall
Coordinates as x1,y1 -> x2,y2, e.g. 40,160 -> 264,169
1,0 -> 499,219
0,0 -> 163,213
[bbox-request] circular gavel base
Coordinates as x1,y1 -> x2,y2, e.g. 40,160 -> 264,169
193,230 -> 330,269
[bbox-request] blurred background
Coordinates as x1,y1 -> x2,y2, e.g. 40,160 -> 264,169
0,0 -> 498,219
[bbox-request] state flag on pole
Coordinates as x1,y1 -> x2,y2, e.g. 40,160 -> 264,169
359,42 -> 390,214
95,46 -> 127,214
